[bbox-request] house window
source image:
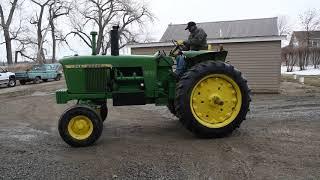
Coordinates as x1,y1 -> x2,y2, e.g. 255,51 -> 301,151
312,40 -> 317,47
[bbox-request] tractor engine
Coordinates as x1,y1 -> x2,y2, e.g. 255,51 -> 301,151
57,26 -> 174,107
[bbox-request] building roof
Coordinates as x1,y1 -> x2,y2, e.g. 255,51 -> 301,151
160,17 -> 279,42
292,31 -> 320,42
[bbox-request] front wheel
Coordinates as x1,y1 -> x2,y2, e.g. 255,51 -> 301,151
33,77 -> 41,84
58,105 -> 103,147
55,74 -> 61,81
8,78 -> 16,87
96,103 -> 108,122
175,61 -> 250,138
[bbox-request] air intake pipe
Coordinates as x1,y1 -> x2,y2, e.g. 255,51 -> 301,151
110,25 -> 119,56
90,31 -> 97,55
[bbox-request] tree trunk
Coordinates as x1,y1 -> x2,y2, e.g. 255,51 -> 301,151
37,6 -> 46,64
50,20 -> 56,63
0,0 -> 18,65
37,30 -> 45,64
96,28 -> 104,54
3,29 -> 13,65
15,51 -> 19,64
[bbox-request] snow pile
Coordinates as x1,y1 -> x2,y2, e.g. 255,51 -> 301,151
281,66 -> 320,76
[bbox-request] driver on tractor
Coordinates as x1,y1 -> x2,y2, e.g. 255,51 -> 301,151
176,21 -> 208,77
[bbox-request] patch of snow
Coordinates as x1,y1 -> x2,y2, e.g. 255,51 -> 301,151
281,66 -> 320,76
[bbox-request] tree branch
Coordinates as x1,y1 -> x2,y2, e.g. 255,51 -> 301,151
66,31 -> 92,47
5,0 -> 18,27
0,5 -> 5,27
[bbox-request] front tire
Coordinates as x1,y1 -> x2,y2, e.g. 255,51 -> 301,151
175,61 -> 250,138
58,105 -> 103,147
96,103 -> 108,122
8,78 -> 16,87
55,74 -> 61,81
33,76 -> 41,84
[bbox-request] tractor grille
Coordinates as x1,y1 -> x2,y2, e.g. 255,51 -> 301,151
84,68 -> 108,92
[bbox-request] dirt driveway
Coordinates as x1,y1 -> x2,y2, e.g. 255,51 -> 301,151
0,80 -> 319,180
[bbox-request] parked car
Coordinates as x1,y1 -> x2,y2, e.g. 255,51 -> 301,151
15,64 -> 62,85
0,67 -> 16,87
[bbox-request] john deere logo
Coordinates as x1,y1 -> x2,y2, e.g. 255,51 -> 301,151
65,64 -> 113,69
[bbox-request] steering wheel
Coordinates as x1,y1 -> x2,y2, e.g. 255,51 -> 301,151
169,40 -> 184,56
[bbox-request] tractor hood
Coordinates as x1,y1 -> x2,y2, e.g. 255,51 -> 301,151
183,50 -> 228,61
59,55 -> 157,67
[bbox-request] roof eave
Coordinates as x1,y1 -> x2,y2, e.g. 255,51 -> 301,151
128,36 -> 285,48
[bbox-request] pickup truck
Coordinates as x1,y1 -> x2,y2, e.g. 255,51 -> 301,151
15,64 -> 62,85
0,67 -> 16,87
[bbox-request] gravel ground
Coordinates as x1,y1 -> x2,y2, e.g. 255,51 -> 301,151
0,80 -> 319,180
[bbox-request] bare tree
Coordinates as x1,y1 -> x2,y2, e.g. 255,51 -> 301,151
68,0 -> 154,55
14,35 -> 39,63
0,0 -> 19,65
295,9 -> 320,69
30,0 -> 51,64
297,47 -> 309,70
299,9 -> 320,47
282,46 -> 298,72
114,0 -> 154,53
48,0 -> 71,62
278,16 -> 291,36
310,48 -> 320,68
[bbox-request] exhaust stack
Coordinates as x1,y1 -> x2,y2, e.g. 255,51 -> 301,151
110,25 -> 119,56
90,31 -> 97,55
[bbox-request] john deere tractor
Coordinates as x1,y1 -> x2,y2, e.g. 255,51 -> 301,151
56,26 -> 250,147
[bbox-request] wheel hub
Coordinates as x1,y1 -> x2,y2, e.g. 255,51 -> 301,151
9,80 -> 15,86
190,74 -> 242,128
68,115 -> 93,140
210,95 -> 224,106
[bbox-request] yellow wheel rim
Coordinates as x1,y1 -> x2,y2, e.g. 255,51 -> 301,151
68,115 -> 93,140
190,74 -> 242,128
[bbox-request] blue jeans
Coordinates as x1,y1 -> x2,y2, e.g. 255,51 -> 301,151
176,55 -> 186,77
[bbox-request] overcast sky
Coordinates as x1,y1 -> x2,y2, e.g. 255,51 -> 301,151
145,0 -> 319,40
1,0 -> 320,62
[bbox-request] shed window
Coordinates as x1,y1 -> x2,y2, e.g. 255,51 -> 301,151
312,40 -> 317,47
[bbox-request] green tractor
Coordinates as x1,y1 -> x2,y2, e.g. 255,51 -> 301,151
56,26 -> 251,147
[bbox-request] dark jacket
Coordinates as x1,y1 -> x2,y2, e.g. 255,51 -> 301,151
184,28 -> 208,50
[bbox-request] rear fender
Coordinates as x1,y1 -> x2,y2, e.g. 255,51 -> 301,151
183,50 -> 228,62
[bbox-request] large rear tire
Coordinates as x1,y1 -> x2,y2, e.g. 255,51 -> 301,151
167,100 -> 177,117
58,105 -> 103,147
175,61 -> 250,138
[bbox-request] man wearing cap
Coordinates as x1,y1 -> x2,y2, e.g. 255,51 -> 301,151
176,21 -> 208,77
183,21 -> 208,50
